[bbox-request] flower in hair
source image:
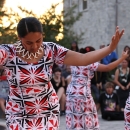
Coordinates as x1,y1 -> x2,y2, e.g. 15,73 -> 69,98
86,47 -> 90,52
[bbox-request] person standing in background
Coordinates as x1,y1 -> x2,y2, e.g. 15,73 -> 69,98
114,59 -> 130,112
0,67 -> 9,112
70,41 -> 79,52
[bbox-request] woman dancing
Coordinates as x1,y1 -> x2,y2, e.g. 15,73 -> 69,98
0,17 -> 124,129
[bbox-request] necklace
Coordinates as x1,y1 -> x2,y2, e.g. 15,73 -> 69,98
14,41 -> 43,60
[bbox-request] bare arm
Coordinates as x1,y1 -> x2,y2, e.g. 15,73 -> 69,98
64,27 -> 124,66
97,51 -> 128,72
126,82 -> 130,89
96,103 -> 100,111
116,105 -> 120,111
61,76 -> 66,87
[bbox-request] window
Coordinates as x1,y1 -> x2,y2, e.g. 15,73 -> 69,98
83,0 -> 87,10
79,0 -> 88,12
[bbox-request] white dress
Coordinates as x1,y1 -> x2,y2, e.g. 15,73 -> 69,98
66,63 -> 100,130
0,42 -> 68,130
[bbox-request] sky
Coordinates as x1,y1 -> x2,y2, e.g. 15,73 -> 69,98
5,0 -> 63,16
2,0 -> 63,29
4,0 -> 64,40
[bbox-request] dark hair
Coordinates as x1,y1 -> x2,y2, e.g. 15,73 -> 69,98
124,45 -> 130,51
17,17 -> 43,38
79,46 -> 95,54
53,67 -> 62,73
79,48 -> 86,54
124,45 -> 130,55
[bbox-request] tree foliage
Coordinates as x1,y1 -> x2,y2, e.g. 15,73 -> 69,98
0,2 -> 84,48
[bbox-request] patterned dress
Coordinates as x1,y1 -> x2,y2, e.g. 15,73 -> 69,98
0,42 -> 68,130
66,63 -> 99,130
124,96 -> 130,130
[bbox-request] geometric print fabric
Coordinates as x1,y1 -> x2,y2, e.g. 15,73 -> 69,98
0,42 -> 68,130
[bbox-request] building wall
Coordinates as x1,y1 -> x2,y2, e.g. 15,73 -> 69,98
64,0 -> 130,56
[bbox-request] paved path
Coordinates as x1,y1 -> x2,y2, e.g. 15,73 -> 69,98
0,114 -> 125,130
60,114 -> 125,130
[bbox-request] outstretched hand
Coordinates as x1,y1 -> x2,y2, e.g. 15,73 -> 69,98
109,26 -> 124,51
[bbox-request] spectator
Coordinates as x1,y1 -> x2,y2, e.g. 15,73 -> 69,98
100,44 -> 105,49
0,67 -> 9,112
114,59 -> 130,111
70,41 -> 79,52
51,67 -> 66,116
106,59 -> 117,84
101,44 -> 118,65
97,82 -> 124,120
124,45 -> 130,53
91,70 -> 107,102
124,45 -> 130,68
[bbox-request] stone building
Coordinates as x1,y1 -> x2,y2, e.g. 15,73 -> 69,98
63,0 -> 130,56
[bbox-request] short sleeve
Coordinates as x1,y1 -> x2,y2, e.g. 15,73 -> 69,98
89,62 -> 99,71
0,45 -> 9,65
53,43 -> 69,65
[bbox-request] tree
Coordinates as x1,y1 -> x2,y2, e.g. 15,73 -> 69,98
0,2 -> 84,48
0,0 -> 18,44
0,0 -> 5,8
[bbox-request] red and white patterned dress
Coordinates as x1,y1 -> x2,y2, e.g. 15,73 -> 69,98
0,42 -> 68,130
66,63 -> 99,130
124,96 -> 130,130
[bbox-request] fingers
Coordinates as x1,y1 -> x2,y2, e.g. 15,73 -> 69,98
122,50 -> 129,58
111,35 -> 115,43
119,30 -> 125,39
115,26 -> 124,39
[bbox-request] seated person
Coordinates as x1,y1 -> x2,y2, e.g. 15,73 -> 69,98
97,82 -> 124,120
91,71 -> 107,103
51,67 -> 66,116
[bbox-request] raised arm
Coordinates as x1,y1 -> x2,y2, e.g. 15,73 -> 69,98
96,51 -> 128,72
64,26 -> 124,66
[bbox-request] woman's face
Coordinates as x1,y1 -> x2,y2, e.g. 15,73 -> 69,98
71,43 -> 77,49
121,59 -> 128,68
124,46 -> 130,52
19,32 -> 43,53
54,71 -> 61,78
